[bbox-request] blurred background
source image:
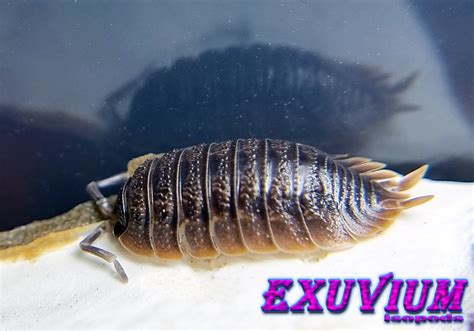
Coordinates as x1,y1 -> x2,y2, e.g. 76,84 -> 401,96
0,0 -> 472,231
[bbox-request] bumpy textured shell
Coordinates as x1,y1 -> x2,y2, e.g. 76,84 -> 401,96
115,139 -> 430,259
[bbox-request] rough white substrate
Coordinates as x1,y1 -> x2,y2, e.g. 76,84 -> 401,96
1,179 -> 472,330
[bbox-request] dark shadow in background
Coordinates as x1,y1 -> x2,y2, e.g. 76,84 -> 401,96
412,0 -> 474,129
1,1 -> 473,231
0,106 -> 123,230
102,44 -> 416,156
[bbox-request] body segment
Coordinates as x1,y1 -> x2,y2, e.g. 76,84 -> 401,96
114,139 -> 431,259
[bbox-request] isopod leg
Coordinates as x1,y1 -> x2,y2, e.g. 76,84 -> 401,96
80,223 -> 128,283
86,172 -> 128,217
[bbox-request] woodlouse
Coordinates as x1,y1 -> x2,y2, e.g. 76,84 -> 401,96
83,139 -> 432,282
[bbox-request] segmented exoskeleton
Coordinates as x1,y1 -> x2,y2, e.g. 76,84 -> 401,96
83,139 -> 432,282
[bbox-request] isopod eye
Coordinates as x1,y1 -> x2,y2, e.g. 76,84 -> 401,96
113,185 -> 129,237
113,214 -> 128,237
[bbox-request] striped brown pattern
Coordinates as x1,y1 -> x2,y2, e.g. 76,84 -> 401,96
116,138 -> 389,258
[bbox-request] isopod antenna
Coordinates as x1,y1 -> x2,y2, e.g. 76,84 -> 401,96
86,172 -> 129,217
80,222 -> 128,283
82,172 -> 130,282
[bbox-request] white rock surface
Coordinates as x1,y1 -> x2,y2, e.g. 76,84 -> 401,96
1,179 -> 472,330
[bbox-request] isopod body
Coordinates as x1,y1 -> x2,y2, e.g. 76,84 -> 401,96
113,139 -> 431,259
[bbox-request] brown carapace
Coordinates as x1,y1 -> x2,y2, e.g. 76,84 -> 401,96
111,139 -> 432,260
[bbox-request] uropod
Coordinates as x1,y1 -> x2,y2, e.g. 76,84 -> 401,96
82,139 -> 433,282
